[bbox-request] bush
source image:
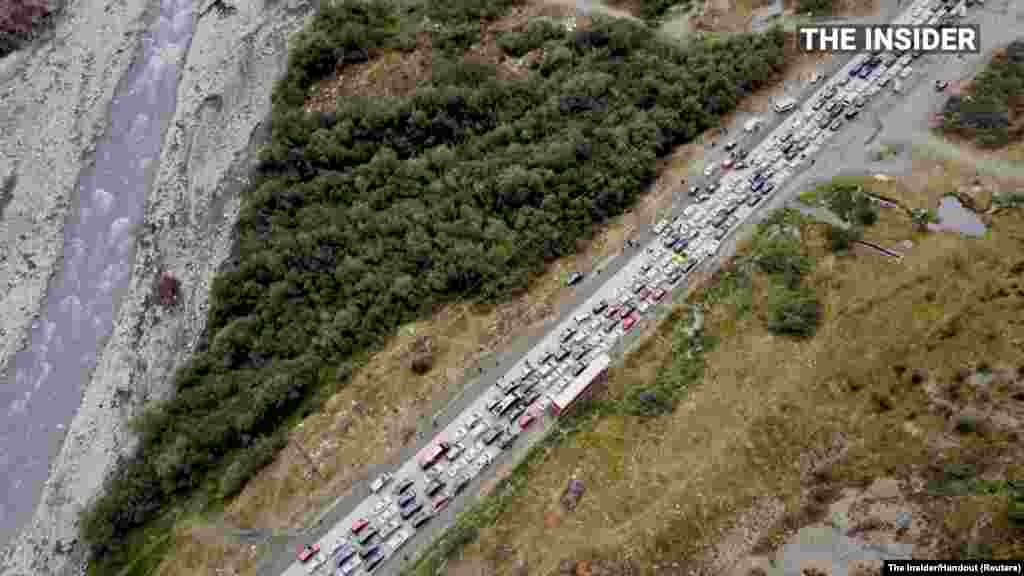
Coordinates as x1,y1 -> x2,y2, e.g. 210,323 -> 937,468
752,234 -> 812,288
797,0 -> 833,15
766,285 -> 821,338
497,19 -> 564,57
826,224 -> 862,253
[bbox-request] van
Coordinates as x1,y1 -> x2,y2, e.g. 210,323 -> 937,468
773,97 -> 797,113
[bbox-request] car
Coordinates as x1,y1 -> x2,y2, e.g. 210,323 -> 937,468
566,271 -> 584,287
899,66 -> 912,78
481,426 -> 503,446
453,472 -> 472,494
411,511 -> 433,528
935,79 -> 949,91
392,477 -> 415,496
425,476 -> 445,496
592,299 -> 609,314
400,500 -> 424,519
688,185 -> 701,197
350,518 -> 370,535
622,313 -> 639,331
333,542 -> 357,565
419,441 -> 450,470
809,71 -> 822,83
723,140 -> 738,151
853,95 -> 865,108
339,557 -> 362,575
356,526 -> 378,546
830,118 -> 842,131
380,519 -> 401,540
369,473 -> 392,494
364,551 -> 385,573
397,491 -> 417,509
500,426 -> 520,448
518,410 -> 537,429
359,544 -> 381,560
446,441 -> 465,462
703,162 -> 717,177
811,98 -> 825,110
651,287 -> 667,301
297,543 -> 321,563
433,494 -> 452,512
844,107 -> 859,120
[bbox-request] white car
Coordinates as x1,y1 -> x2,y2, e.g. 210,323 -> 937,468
704,162 -> 717,177
389,528 -> 413,552
370,473 -> 393,494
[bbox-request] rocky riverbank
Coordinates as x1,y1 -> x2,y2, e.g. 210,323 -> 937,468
0,0 -> 314,574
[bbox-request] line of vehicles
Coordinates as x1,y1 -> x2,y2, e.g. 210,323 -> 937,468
288,0 -> 963,572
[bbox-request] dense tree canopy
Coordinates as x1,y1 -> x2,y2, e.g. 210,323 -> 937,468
81,0 -> 787,567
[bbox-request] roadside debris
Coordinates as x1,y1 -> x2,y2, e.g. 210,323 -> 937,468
561,478 -> 585,511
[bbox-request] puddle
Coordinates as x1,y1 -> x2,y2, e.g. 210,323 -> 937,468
929,196 -> 987,237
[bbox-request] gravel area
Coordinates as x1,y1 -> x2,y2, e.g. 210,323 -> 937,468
0,1 -> 315,574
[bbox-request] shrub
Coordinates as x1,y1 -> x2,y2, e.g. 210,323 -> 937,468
940,40 -> 1024,148
766,285 -> 821,338
826,224 -> 862,253
797,0 -> 834,15
752,234 -> 812,288
497,19 -> 564,57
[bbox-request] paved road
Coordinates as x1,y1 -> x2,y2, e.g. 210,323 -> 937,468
263,0 -> 974,573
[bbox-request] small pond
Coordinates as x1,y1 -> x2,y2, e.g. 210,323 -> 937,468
930,195 -> 987,237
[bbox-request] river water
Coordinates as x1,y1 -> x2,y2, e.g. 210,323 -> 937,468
0,0 -> 193,549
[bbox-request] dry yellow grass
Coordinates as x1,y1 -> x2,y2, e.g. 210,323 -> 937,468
446,161 -> 1024,575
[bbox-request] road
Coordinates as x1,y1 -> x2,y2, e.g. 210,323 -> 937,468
264,0 -> 993,573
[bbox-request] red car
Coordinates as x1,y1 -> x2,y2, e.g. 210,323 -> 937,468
296,543 -> 320,562
518,410 -> 537,429
433,494 -> 451,512
419,441 -> 450,470
637,287 -> 650,300
622,313 -> 639,331
651,288 -> 667,301
604,304 -> 620,319
351,518 -> 370,535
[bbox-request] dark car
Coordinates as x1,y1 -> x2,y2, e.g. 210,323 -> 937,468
333,543 -> 356,566
393,478 -> 415,496
411,512 -> 432,528
359,544 -> 381,559
398,491 -> 417,509
482,426 -> 503,446
364,550 -> 385,573
566,272 -> 584,286
400,501 -> 423,519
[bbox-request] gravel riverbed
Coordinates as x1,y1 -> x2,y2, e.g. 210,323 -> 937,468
0,0 -> 313,574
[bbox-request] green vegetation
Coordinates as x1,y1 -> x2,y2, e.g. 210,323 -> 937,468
624,308 -> 711,417
637,0 -> 694,22
750,210 -> 822,338
80,0 -> 789,567
497,19 -> 564,57
825,223 -> 862,253
796,0 -> 834,16
941,39 -> 1024,148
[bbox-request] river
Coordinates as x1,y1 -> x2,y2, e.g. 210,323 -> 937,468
0,0 -> 194,549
